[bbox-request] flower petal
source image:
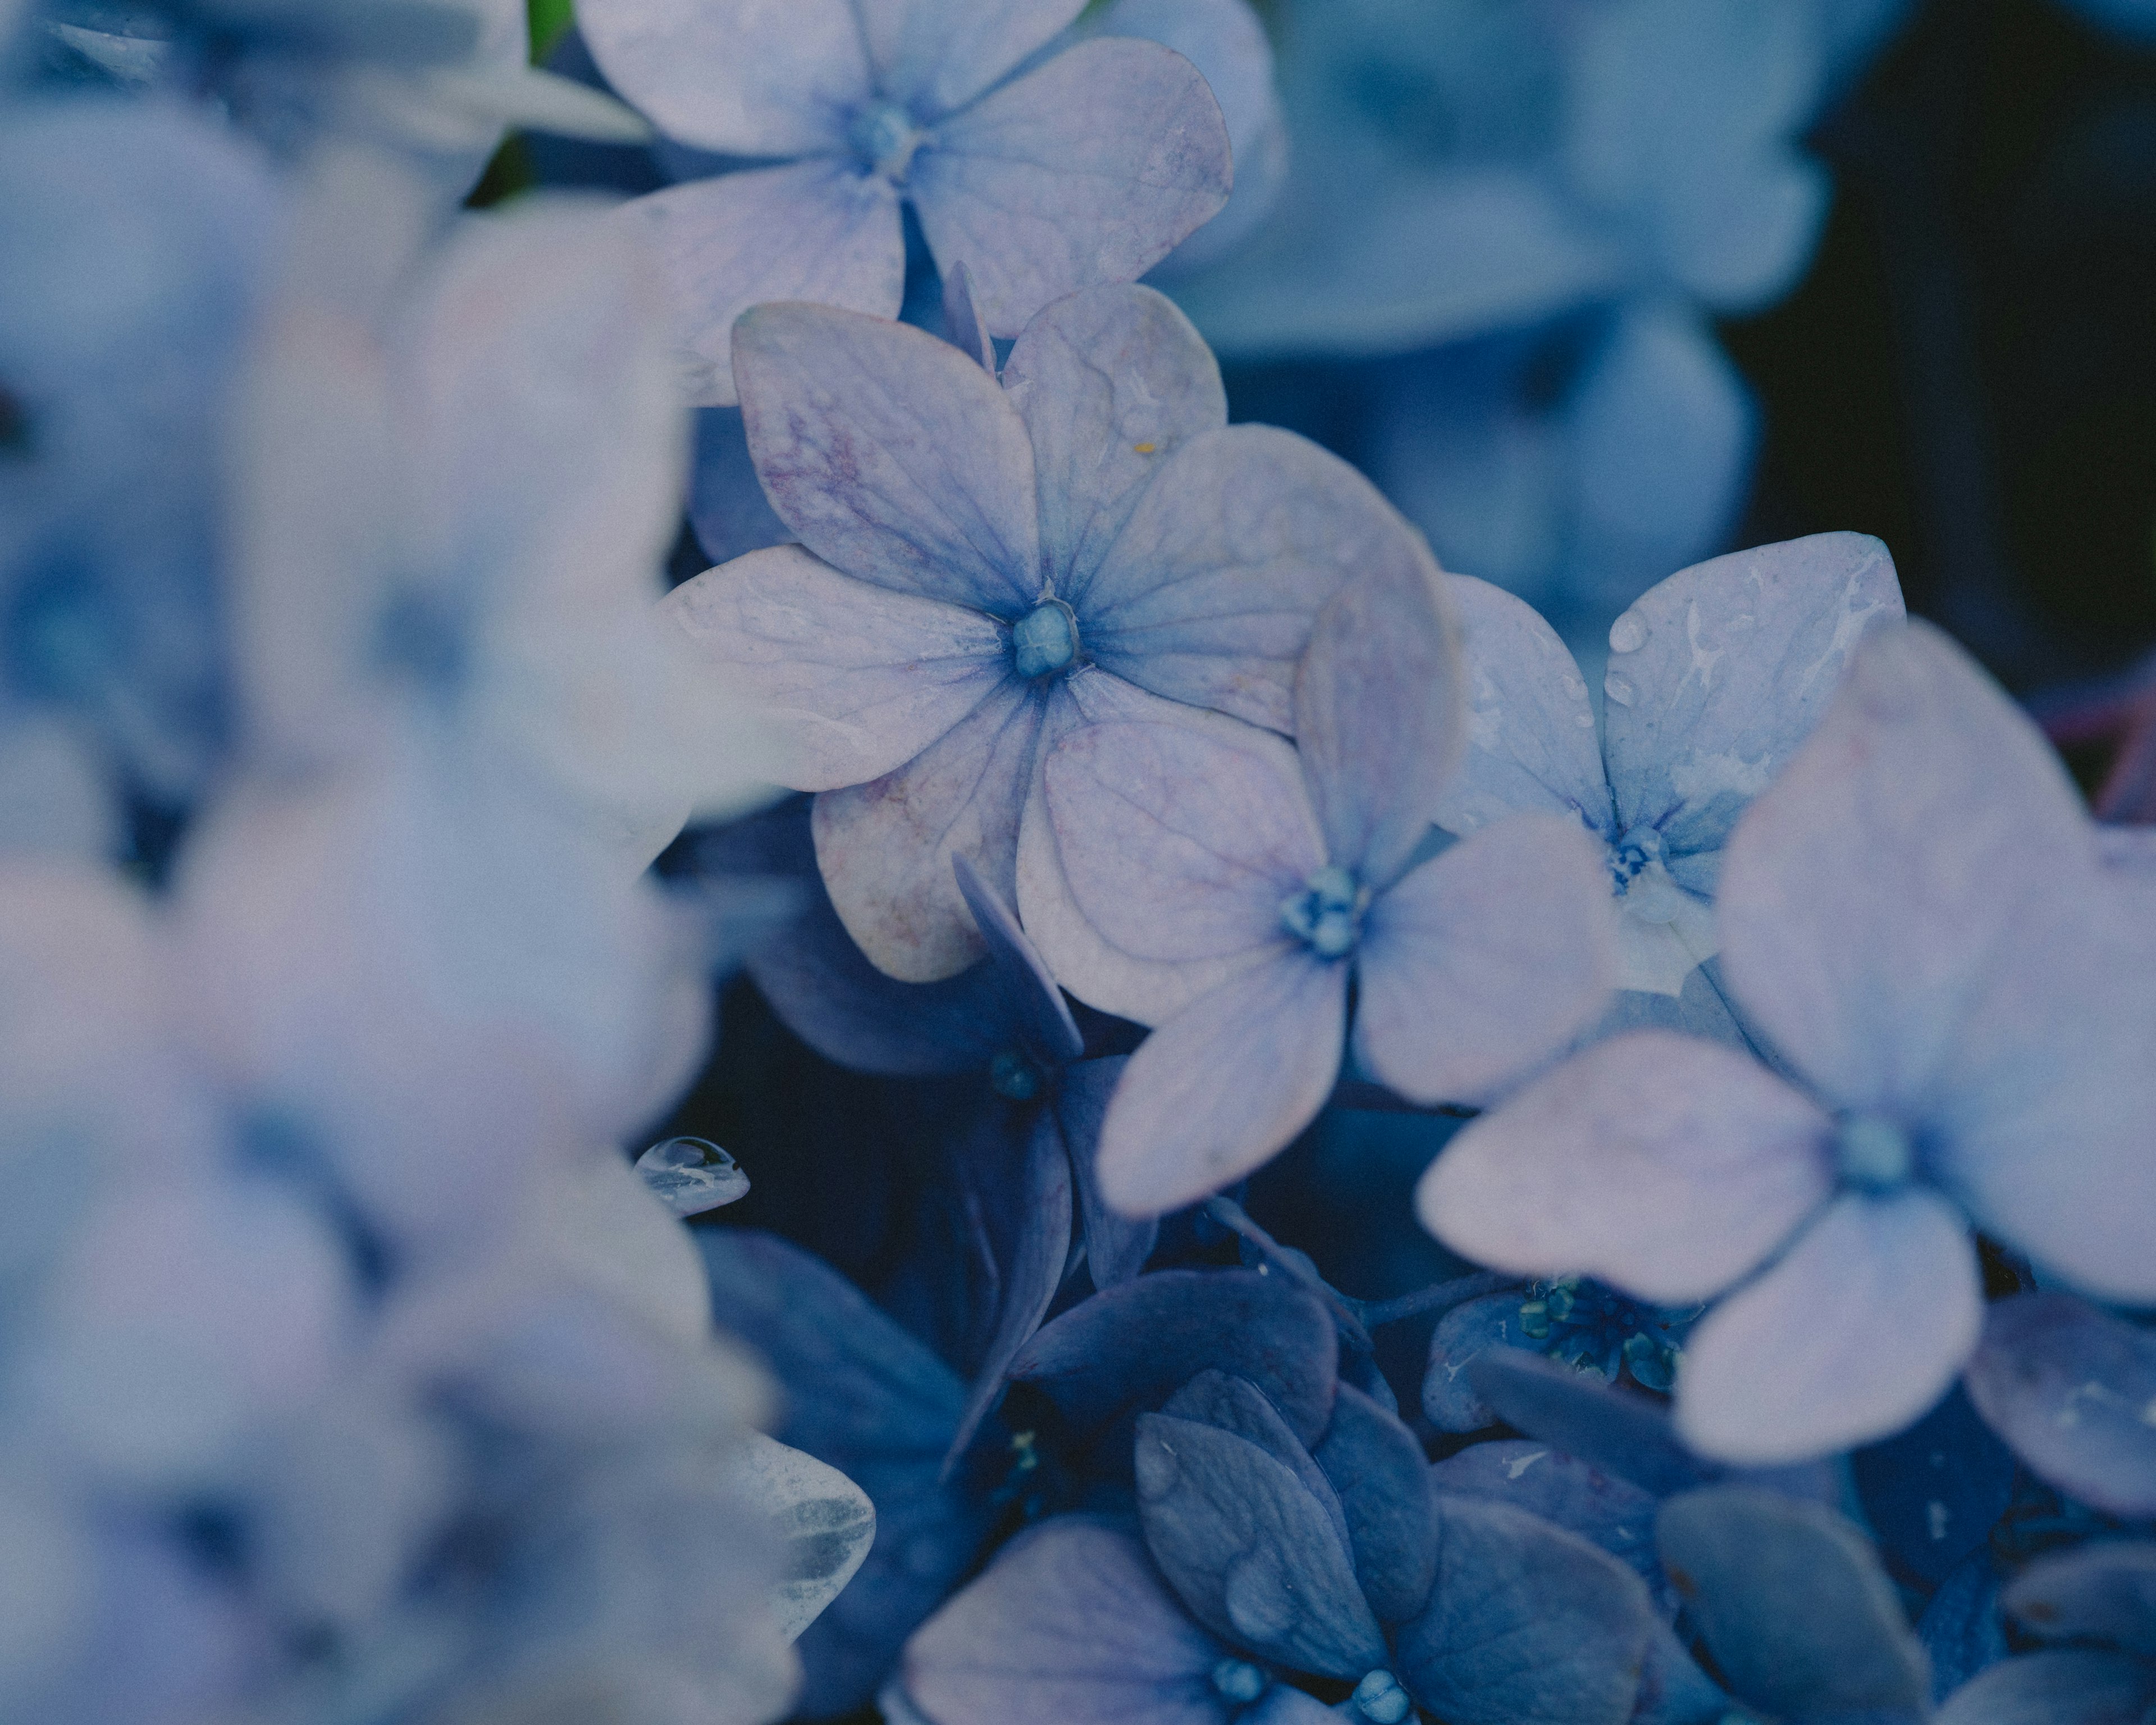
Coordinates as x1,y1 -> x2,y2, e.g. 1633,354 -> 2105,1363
1462,1351 -> 1718,1498
814,675 -> 1047,982
952,851 -> 1084,1066
1000,284 -> 1226,597
1602,531 -> 1904,868
1055,1055 -> 1157,1286
1292,548 -> 1464,887
856,0 -> 1088,121
1312,1382 -> 1440,1623
2004,1543 -> 2156,1658
734,302 -> 1040,611
1095,953 -> 1349,1217
1432,574 -> 1615,842
1356,816 -> 1615,1108
1082,425 -> 1424,733
1933,1651 -> 2156,1725
736,1433 -> 878,1641
665,544 -> 1008,791
1674,1190 -> 1984,1464
1427,1441 -> 1670,1616
1417,1030 -> 1833,1306
1961,1293 -> 2156,1521
1655,1485 -> 1929,1718
1420,1292 -> 1532,1434
910,37 -> 1231,336
579,0 -> 871,154
625,164 -> 904,408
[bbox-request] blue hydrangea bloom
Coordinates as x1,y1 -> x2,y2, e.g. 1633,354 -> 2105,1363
577,0 -> 1234,407
1421,620 -> 2156,1461
666,285 -> 1427,981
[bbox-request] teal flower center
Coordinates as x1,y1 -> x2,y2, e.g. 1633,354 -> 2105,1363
1353,1669 -> 1413,1723
1280,864 -> 1365,959
1835,1113 -> 1914,1193
1520,1277 -> 1694,1393
849,99 -> 929,182
1012,598 -> 1080,680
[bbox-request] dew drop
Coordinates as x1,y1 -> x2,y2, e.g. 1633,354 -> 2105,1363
1608,611 -> 1647,653
1604,672 -> 1636,708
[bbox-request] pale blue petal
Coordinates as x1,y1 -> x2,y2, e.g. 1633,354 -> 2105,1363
1416,1030 -> 1833,1306
2004,1543 -> 2156,1658
579,0 -> 869,154
1007,1267 -> 1336,1447
1394,1495 -> 1657,1725
1420,1292 -> 1532,1434
734,303 -> 1041,611
911,38 -> 1231,336
1292,552 -> 1463,887
1431,574 -> 1614,841
856,0 -> 1088,120
1311,1382 -> 1438,1623
939,259 -> 997,371
1056,1055 -> 1158,1285
1427,1440 -> 1669,1613
952,851 -> 1084,1065
814,674 -> 1047,980
1602,531 -> 1904,868
1356,815 -> 1614,1107
689,408 -> 792,565
1961,1293 -> 2156,1520
1135,1413 -> 1388,1677
1084,427 -> 1426,732
664,544 -> 1008,791
1655,1485 -> 1929,1718
1094,952 -> 1348,1217
1934,1651 -> 2156,1725
1674,1191 -> 1984,1464
1000,285 -> 1226,596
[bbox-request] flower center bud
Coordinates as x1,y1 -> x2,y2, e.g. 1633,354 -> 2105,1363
1280,864 -> 1364,959
1012,598 -> 1080,679
1353,1669 -> 1413,1723
1212,1658 -> 1267,1704
1835,1113 -> 1914,1192
1607,822 -> 1665,893
849,99 -> 928,182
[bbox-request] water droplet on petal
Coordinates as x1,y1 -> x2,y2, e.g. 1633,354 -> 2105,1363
636,1137 -> 750,1217
1604,672 -> 1635,707
1608,611 -> 1647,654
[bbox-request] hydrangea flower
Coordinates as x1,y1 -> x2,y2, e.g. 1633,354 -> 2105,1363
667,284 -> 1427,980
1029,542 -> 1614,1216
577,0 -> 1233,407
1420,620 -> 2156,1461
1432,531 -> 1903,1008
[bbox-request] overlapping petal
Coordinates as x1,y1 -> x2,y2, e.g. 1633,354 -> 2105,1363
856,0 -> 1089,121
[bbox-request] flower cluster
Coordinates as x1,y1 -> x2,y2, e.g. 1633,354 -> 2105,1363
5,0 -> 2155,1723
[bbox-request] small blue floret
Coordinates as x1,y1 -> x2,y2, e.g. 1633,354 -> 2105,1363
1280,864 -> 1364,958
849,99 -> 928,183
1012,599 -> 1081,680
1212,1658 -> 1267,1704
1835,1113 -> 1915,1193
1353,1668 -> 1413,1723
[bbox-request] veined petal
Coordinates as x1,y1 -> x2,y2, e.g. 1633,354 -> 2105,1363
625,164 -> 904,409
665,544 -> 1008,791
910,38 -> 1230,336
1356,815 -> 1614,1108
579,0 -> 870,156
1094,952 -> 1347,1217
1417,1030 -> 1833,1306
814,676 -> 1047,981
734,302 -> 1040,611
856,0 -> 1088,120
1674,1190 -> 1984,1464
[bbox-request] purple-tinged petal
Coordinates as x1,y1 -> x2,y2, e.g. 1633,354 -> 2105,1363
1041,714 -> 1321,965
625,165 -> 903,408
1674,1190 -> 1984,1464
1934,1651 -> 2156,1725
1961,1293 -> 2156,1520
1165,1371 -> 1354,1560
1007,1267 -> 1336,1446
1602,532 -> 1903,868
1852,1384 -> 2019,1587
1394,1495 -> 1657,1725
1292,551 -> 1463,887
1082,426 -> 1423,733
857,0 -> 1088,120
1431,574 -> 1615,842
665,544 -> 1007,791
1018,677 -> 1295,1025
1417,1030 -> 1833,1306
1135,1413 -> 1387,1677
1717,619 -> 2094,1114
910,38 -> 1231,337
1000,285 -> 1226,596
953,851 -> 1083,1065
2006,1543 -> 2156,1658
1656,1485 -> 1930,1718
1463,1352 -> 1718,1498
1056,1056 -> 1157,1285
1312,1382 -> 1439,1623
689,408 -> 793,564
902,1517 -> 1234,1725
579,0 -> 870,154
939,259 -> 997,371
734,303 -> 1040,611
814,675 -> 1046,982
1094,952 -> 1348,1217
1422,1292 -> 1532,1434
1356,816 -> 1615,1108
1428,1441 -> 1669,1615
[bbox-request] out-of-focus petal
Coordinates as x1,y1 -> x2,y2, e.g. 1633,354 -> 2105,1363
733,1433 -> 877,1642
1417,1030 -> 1833,1306
1674,1190 -> 1984,1464
911,38 -> 1231,336
2004,1543 -> 2156,1658
1933,1651 -> 2156,1725
734,303 -> 1040,611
